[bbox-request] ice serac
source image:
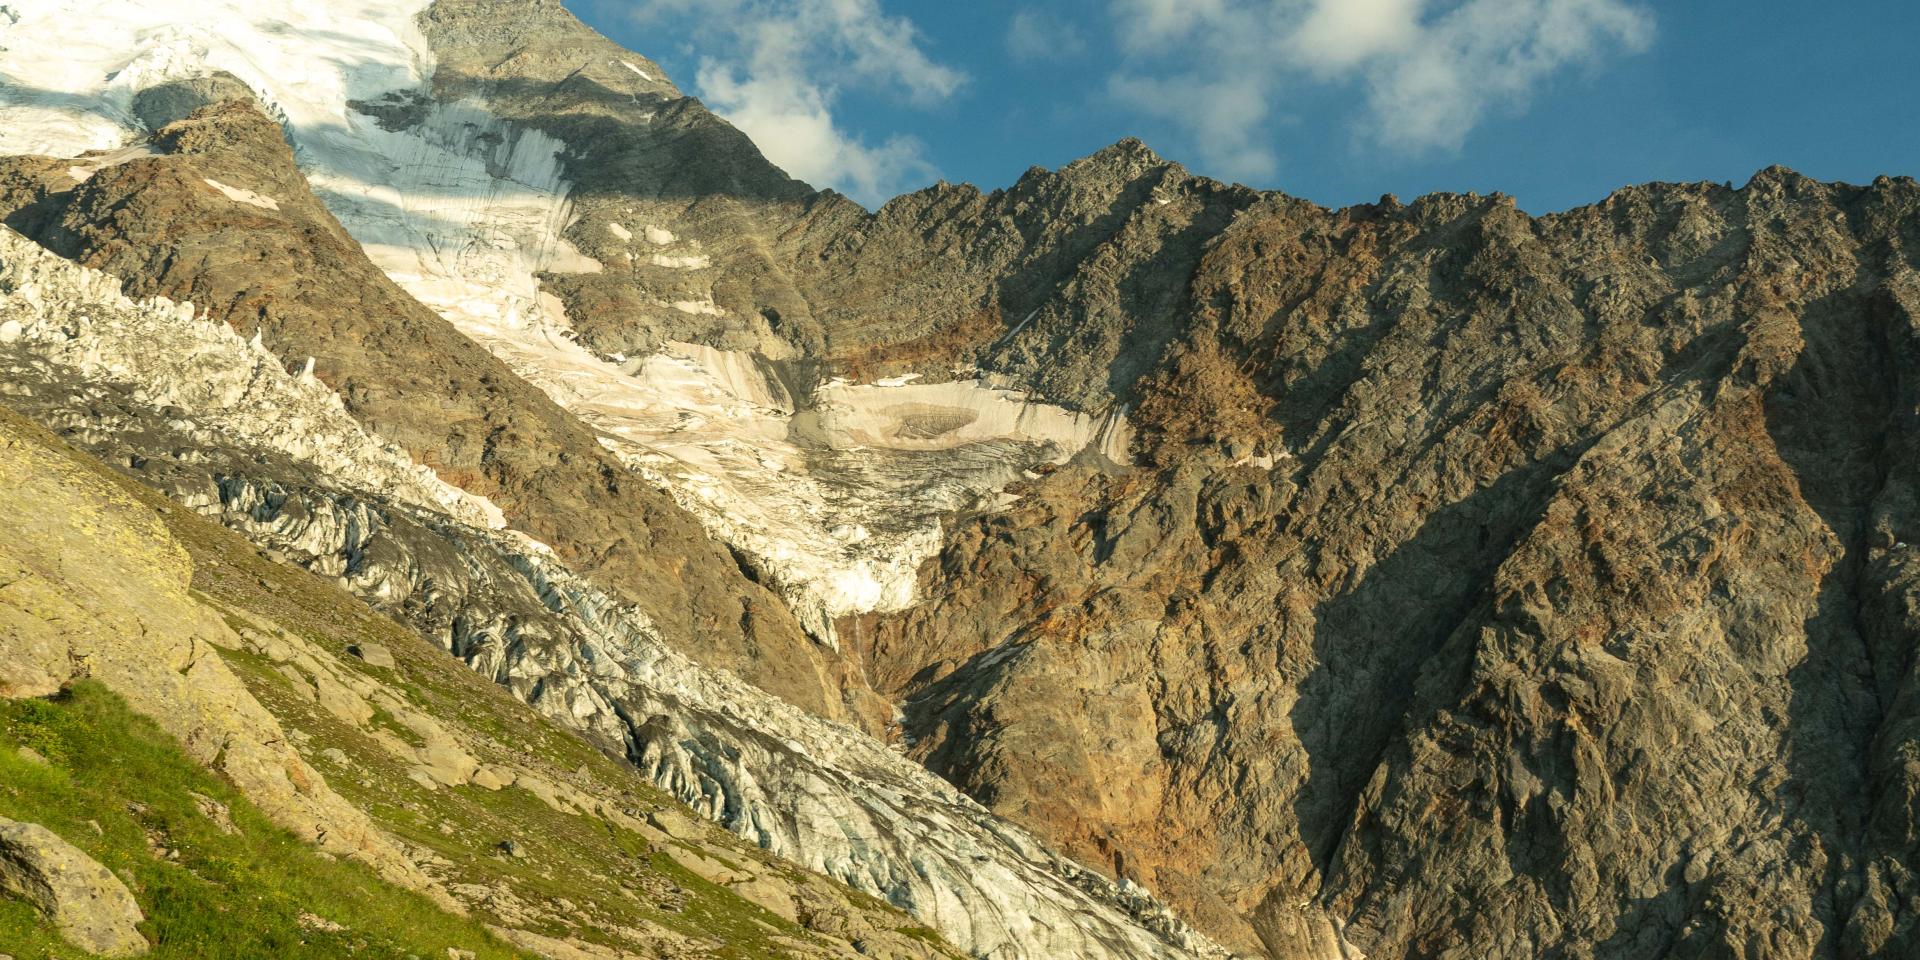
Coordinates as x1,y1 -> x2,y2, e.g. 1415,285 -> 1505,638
0,228 -> 503,530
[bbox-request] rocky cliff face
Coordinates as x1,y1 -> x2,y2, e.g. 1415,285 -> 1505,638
4,1 -> 1920,960
851,177 -> 1920,958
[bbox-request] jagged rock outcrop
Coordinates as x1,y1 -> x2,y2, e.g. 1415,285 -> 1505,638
849,175 -> 1920,958
0,818 -> 149,957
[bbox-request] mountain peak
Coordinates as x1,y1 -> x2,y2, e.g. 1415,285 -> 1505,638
1075,136 -> 1170,175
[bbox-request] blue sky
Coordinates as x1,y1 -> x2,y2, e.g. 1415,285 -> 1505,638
576,1 -> 1920,214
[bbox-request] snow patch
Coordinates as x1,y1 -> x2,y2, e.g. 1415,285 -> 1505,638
584,344 -> 1131,643
997,306 -> 1041,345
203,177 -> 280,210
606,221 -> 632,242
0,0 -> 438,159
649,252 -> 711,270
66,143 -> 159,183
643,225 -> 675,245
817,379 -> 1133,461
619,59 -> 654,81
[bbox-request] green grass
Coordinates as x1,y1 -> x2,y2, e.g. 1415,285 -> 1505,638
365,702 -> 426,748
0,683 -> 530,960
209,624 -> 813,959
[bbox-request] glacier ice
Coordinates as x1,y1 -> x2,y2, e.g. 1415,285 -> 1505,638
11,0 -> 1136,645
0,226 -> 505,530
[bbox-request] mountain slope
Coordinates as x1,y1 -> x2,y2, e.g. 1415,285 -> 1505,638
0,91 -> 848,722
0,161 -> 1229,960
853,176 -> 1920,957
3,1 -> 1920,959
0,403 -> 962,960
411,16 -> 1920,953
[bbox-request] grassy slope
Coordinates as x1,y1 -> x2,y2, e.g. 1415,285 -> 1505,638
0,683 -> 527,960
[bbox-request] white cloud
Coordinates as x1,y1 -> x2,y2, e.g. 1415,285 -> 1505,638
1007,9 -> 1088,62
1290,0 -> 1423,73
1107,0 -> 1654,180
1109,0 -> 1233,52
696,60 -> 936,204
1107,70 -> 1279,181
622,0 -> 964,206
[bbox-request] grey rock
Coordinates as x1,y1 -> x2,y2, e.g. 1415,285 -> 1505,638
0,817 -> 149,957
130,71 -> 256,131
297,912 -> 346,933
190,793 -> 237,836
345,642 -> 395,669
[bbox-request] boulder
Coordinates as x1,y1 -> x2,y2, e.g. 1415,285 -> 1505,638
0,818 -> 149,956
130,72 -> 257,131
727,875 -> 798,923
345,643 -> 395,669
